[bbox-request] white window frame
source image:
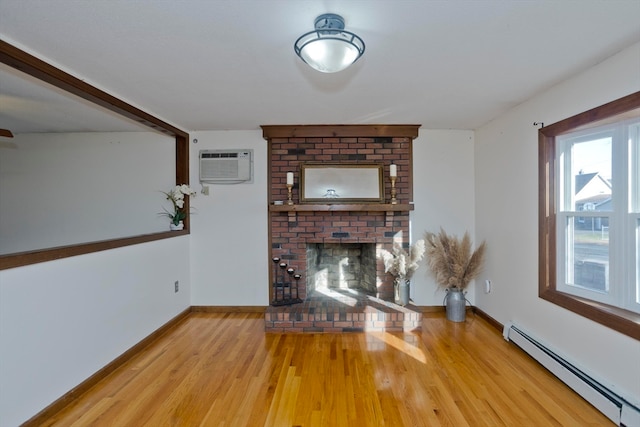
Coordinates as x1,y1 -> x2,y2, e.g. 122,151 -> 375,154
555,121 -> 639,314
629,122 -> 640,308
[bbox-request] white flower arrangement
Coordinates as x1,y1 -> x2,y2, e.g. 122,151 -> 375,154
380,239 -> 426,281
160,184 -> 196,226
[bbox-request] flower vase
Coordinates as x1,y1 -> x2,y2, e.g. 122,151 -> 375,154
395,278 -> 410,306
444,288 -> 466,322
170,221 -> 184,231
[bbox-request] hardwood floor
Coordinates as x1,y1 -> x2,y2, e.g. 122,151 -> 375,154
36,312 -> 612,426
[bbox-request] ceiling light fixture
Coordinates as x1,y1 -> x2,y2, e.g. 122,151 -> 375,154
294,13 -> 365,73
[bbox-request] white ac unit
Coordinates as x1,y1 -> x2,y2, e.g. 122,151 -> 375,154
199,149 -> 253,184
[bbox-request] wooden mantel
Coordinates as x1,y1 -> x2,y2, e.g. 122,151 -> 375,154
268,203 -> 414,212
261,124 -> 421,139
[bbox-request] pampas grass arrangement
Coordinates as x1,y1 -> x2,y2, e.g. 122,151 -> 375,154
424,228 -> 486,290
380,240 -> 426,281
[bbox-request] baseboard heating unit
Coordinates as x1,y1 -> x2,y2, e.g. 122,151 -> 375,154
503,323 -> 640,426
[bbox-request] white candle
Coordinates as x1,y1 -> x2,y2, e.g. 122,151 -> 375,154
286,172 -> 294,185
390,164 -> 397,177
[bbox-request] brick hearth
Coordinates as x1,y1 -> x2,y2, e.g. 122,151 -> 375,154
264,289 -> 422,333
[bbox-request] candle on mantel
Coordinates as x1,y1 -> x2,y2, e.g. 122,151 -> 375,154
286,172 -> 294,185
390,164 -> 397,177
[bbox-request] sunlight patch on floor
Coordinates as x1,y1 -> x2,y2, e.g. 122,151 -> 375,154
366,331 -> 427,364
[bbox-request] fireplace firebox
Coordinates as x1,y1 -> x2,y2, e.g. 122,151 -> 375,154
306,243 -> 377,294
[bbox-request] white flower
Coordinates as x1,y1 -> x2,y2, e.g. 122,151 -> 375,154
179,184 -> 196,197
171,188 -> 183,200
159,183 -> 196,225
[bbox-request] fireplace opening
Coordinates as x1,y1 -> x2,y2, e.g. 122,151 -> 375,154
306,243 -> 377,294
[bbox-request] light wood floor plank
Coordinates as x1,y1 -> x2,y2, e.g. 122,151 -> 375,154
36,312 -> 613,426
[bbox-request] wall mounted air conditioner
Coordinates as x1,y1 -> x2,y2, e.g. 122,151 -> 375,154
199,149 -> 253,184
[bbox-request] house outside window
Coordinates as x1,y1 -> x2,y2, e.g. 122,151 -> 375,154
538,92 -> 640,340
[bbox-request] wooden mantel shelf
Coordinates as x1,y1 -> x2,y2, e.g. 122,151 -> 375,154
261,124 -> 420,139
269,203 -> 414,212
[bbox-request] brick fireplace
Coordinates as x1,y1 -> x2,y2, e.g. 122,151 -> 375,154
263,125 -> 421,332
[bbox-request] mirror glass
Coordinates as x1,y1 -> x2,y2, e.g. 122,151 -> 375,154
300,163 -> 384,203
0,61 -> 177,256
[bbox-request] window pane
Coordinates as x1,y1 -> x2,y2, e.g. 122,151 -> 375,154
572,138 -> 612,212
637,219 -> 640,304
630,122 -> 640,213
566,216 -> 609,292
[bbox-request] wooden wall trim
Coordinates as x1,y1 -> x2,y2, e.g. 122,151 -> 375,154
22,307 -> 270,425
0,231 -> 188,270
21,308 -> 192,427
540,91 -> 640,137
414,306 -> 446,315
416,305 -> 503,332
261,124 -> 421,139
191,306 -> 267,313
471,307 -> 504,332
0,40 -> 187,138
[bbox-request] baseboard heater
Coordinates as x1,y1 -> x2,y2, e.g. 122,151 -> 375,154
503,323 -> 640,426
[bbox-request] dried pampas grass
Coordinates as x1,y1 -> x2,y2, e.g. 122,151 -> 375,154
424,228 -> 486,290
380,239 -> 426,280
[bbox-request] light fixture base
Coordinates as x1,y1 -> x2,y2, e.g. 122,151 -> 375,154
314,13 -> 345,31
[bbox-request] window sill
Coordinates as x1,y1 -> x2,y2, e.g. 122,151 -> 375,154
540,288 -> 640,340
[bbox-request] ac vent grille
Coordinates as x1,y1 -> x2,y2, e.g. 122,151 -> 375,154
201,152 -> 239,159
201,159 -> 239,178
199,149 -> 252,183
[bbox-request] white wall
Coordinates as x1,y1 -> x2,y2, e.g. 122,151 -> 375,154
474,42 -> 640,404
0,131 -> 175,254
189,131 -> 268,306
410,129 -> 477,306
0,237 -> 191,427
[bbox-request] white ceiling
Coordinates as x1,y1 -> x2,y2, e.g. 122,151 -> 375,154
1,0 -> 639,133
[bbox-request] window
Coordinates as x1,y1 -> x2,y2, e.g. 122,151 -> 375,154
557,121 -> 640,312
539,92 -> 640,340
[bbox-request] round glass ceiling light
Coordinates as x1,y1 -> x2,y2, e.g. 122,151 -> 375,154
294,13 -> 365,73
